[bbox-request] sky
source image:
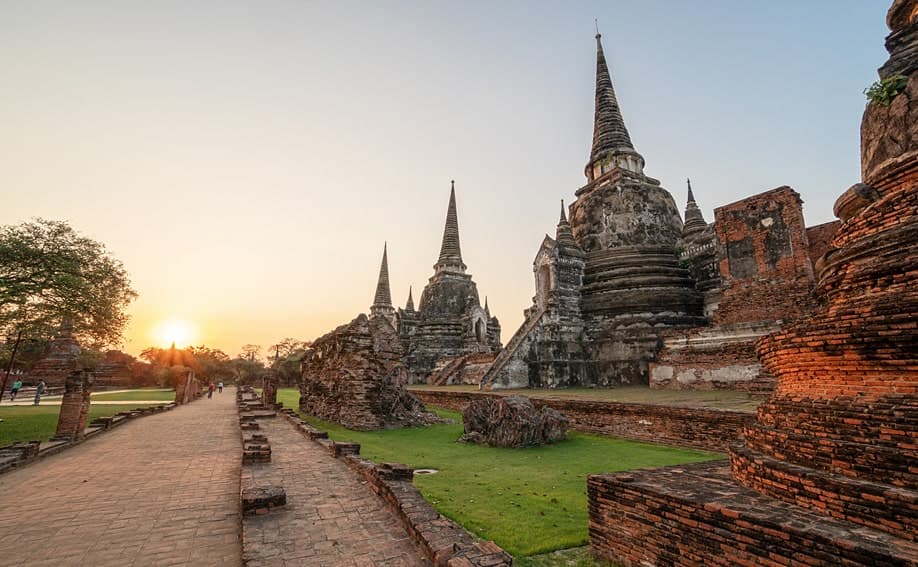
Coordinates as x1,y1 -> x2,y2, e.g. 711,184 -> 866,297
0,1 -> 892,358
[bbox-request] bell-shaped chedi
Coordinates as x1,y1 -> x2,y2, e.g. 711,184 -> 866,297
28,318 -> 82,387
299,314 -> 439,430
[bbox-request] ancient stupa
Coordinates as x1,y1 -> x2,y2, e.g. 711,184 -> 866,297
397,182 -> 501,383
484,32 -> 704,388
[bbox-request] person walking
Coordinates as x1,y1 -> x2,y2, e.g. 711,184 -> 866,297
9,379 -> 22,401
207,382 -> 215,399
217,381 -> 223,394
33,380 -> 46,406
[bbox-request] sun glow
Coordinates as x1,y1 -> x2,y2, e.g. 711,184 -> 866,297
152,319 -> 198,348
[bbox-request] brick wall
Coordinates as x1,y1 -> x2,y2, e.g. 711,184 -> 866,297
805,220 -> 841,267
713,186 -> 816,326
650,323 -> 778,393
413,390 -> 751,452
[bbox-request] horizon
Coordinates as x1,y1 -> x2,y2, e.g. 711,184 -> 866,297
0,1 -> 891,357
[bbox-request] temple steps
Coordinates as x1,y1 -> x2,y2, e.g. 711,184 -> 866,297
730,444 -> 918,540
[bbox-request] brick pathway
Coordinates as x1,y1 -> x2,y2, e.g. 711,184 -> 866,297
242,416 -> 430,566
0,389 -> 242,567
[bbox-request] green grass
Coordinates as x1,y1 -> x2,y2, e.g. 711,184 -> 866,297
91,389 -> 174,401
409,384 -> 762,412
0,404 -> 149,446
277,388 -> 722,557
514,546 -> 614,567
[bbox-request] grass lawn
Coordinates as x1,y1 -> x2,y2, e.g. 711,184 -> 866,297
409,384 -> 762,412
91,389 -> 175,402
0,404 -> 149,446
276,388 -> 723,557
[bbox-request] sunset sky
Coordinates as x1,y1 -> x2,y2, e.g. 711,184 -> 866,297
0,1 -> 891,358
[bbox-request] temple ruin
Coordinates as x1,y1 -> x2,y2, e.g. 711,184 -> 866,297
298,313 -> 438,430
588,2 -> 918,563
483,30 -> 837,392
393,183 -> 501,384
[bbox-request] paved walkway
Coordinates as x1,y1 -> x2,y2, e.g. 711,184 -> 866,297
243,416 -> 430,566
0,389 -> 242,567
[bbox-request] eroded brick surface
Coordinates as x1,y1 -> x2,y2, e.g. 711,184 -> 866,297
0,389 -> 242,567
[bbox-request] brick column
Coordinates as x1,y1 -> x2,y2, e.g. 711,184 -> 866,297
54,371 -> 92,441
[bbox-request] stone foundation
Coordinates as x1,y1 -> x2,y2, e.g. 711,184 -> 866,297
588,462 -> 918,567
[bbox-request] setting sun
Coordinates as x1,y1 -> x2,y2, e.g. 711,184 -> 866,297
151,318 -> 198,348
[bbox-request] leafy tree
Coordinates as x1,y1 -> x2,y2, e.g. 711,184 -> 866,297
0,219 -> 137,348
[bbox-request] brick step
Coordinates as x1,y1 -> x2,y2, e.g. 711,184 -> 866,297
730,444 -> 917,540
743,422 -> 917,486
755,398 -> 918,448
588,461 -> 918,566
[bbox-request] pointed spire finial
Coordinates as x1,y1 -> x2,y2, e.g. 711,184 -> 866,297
371,242 -> 393,309
435,181 -> 466,273
595,19 -> 600,37
559,199 -> 568,223
484,296 -> 490,316
586,30 -> 644,180
405,286 -> 415,311
687,178 -> 695,203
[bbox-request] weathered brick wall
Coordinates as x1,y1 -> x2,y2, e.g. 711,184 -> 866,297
413,389 -> 750,452
805,220 -> 841,267
650,323 -> 777,393
713,186 -> 816,326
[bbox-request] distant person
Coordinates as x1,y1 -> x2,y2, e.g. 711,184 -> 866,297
217,381 -> 223,394
9,379 -> 22,401
208,382 -> 215,399
33,380 -> 46,405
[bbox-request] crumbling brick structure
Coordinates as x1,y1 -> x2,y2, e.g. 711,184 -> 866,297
53,370 -> 93,441
589,4 -> 918,563
299,313 -> 439,430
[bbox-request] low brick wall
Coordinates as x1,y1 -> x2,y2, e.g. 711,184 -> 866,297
278,408 -> 512,566
414,389 -> 752,452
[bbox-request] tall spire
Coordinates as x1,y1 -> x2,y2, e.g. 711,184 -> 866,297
484,296 -> 490,317
681,178 -> 708,239
405,286 -> 415,311
370,243 -> 395,322
585,31 -> 645,181
435,180 -> 467,273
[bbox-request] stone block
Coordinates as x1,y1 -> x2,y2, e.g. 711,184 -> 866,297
241,486 -> 286,516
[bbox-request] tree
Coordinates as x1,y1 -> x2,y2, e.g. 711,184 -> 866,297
0,219 -> 137,348
239,344 -> 261,362
268,338 -> 310,386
